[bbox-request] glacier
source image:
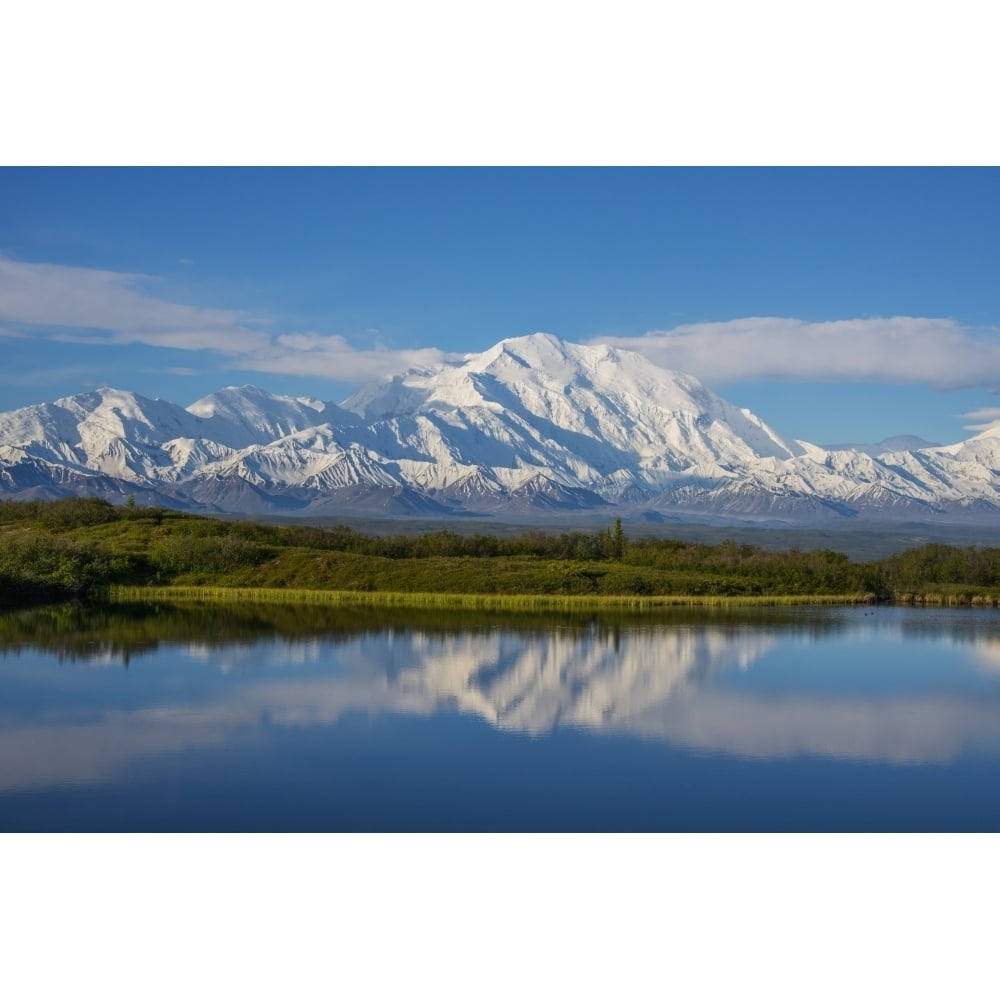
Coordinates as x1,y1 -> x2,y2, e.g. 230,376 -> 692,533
3,332 -> 1000,523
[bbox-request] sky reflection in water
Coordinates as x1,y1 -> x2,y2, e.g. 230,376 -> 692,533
3,605 -> 1000,830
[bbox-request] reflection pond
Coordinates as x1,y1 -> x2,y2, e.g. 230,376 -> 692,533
3,601 -> 1000,830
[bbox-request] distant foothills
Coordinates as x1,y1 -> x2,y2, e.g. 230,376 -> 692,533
3,333 -> 1000,524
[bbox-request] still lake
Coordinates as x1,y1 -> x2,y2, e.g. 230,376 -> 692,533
2,601 -> 1000,831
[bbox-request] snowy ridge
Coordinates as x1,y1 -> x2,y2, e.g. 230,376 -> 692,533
2,333 -> 1000,521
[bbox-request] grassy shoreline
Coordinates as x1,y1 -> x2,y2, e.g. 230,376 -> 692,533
104,584 -> 879,611
7,499 -> 1000,612
104,585 -> 1000,611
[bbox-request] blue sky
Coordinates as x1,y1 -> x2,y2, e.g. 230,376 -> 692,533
2,166 -> 1000,446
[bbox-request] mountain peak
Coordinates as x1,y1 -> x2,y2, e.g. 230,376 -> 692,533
187,384 -> 327,418
466,332 -> 570,371
54,385 -> 156,410
3,334 -> 1000,521
184,385 -> 347,449
498,331 -> 567,353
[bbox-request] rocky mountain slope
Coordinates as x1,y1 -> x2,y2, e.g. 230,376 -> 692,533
3,333 -> 999,522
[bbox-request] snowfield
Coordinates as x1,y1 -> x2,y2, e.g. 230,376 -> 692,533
3,333 -> 999,521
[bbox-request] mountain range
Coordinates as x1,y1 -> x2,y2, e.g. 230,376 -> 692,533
3,332 -> 1000,524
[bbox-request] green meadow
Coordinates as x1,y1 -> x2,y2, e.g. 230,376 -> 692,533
4,497 -> 1000,610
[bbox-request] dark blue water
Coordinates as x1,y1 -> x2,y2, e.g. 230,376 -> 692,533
3,604 -> 1000,830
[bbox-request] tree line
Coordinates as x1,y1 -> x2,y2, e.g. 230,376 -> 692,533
3,497 -> 1000,605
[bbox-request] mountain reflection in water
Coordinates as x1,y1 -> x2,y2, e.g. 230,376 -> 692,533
4,605 -> 1000,805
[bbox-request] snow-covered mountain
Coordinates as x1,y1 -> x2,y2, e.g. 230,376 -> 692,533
3,332 -> 1000,522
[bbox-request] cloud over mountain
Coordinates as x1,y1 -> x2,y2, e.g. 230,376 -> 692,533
6,254 -> 1000,397
592,317 -> 1000,389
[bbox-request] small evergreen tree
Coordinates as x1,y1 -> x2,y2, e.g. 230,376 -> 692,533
612,518 -> 625,561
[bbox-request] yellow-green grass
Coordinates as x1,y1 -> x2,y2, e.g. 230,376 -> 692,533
893,590 -> 1000,607
105,584 -> 877,611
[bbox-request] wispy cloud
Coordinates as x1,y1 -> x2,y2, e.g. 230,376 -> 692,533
9,255 -> 1000,393
0,364 -> 110,387
0,255 -> 450,383
961,406 -> 1000,433
0,255 -> 270,354
243,332 -> 451,380
591,317 -> 1000,390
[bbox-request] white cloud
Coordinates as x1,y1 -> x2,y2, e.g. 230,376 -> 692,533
963,406 -> 1000,424
0,254 -> 270,353
960,406 -> 1000,434
0,255 -> 451,384
590,317 -> 1000,389
243,332 -> 452,380
10,254 -> 1000,393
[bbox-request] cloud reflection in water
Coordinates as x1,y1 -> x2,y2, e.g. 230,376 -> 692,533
3,616 -> 1000,793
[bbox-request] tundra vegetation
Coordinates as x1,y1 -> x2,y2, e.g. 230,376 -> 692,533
3,497 -> 1000,609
